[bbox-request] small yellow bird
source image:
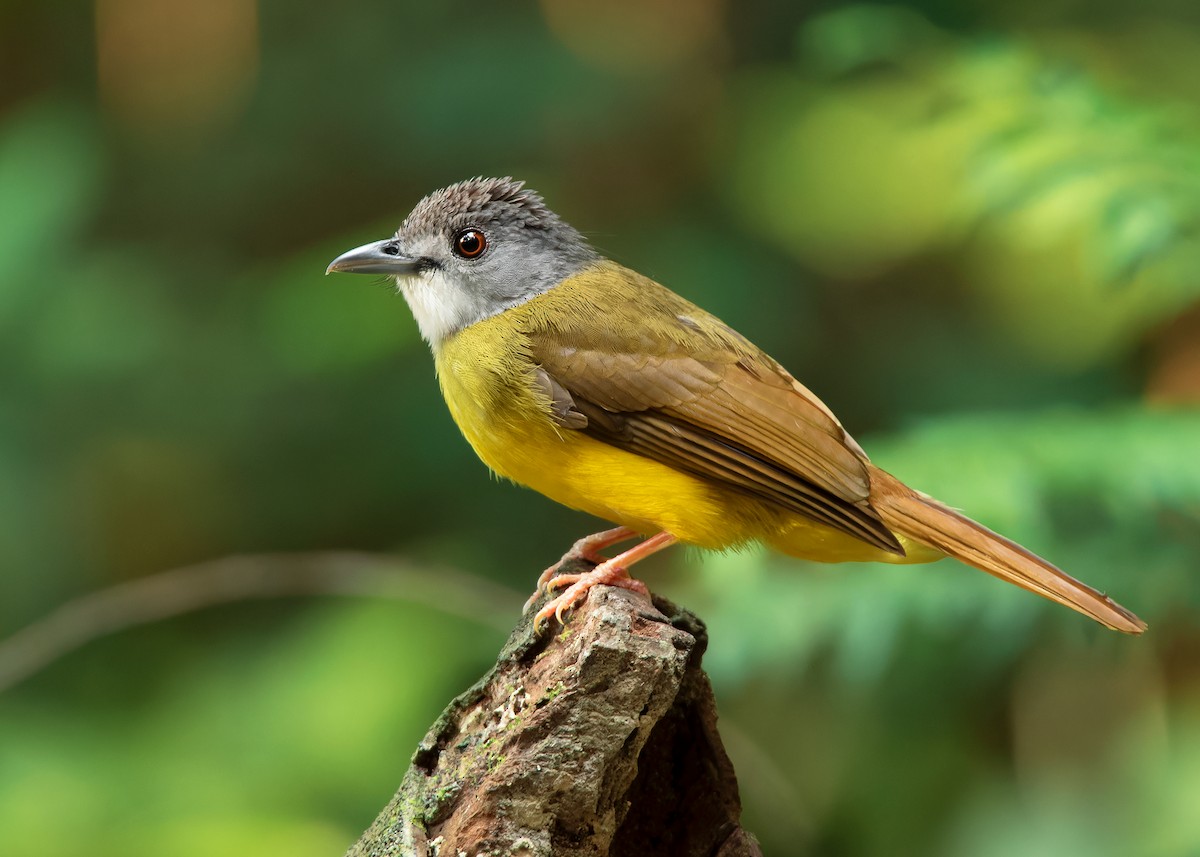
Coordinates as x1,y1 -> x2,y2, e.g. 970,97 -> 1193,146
327,177 -> 1145,635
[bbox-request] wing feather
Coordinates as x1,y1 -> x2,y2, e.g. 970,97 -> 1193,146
524,262 -> 903,555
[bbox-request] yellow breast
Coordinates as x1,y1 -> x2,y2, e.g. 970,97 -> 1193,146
433,306 -> 751,550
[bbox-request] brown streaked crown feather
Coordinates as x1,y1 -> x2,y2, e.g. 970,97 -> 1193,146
402,177 -> 569,237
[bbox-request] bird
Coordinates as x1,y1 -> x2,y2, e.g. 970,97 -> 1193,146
326,177 -> 1146,635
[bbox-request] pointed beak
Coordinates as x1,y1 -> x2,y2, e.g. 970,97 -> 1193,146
326,239 -> 420,276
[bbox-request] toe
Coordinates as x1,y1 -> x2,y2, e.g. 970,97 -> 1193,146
544,573 -> 582,593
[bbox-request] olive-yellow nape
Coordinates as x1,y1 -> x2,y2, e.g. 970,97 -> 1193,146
327,177 -> 1146,635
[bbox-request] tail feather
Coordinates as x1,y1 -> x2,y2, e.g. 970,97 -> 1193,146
870,467 -> 1146,634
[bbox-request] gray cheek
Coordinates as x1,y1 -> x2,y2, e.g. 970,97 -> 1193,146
474,244 -> 577,304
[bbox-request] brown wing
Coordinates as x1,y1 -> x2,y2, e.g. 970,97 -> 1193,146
526,263 -> 903,555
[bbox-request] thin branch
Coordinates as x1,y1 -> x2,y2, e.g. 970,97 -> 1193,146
0,552 -> 523,693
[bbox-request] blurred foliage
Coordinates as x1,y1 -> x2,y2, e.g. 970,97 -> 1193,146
2,1 -> 1199,855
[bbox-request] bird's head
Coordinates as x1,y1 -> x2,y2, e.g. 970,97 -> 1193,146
327,177 -> 597,346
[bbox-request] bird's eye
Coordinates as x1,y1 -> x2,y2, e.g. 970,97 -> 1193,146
453,229 -> 487,259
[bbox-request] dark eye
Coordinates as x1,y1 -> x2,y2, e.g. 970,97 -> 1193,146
453,229 -> 487,259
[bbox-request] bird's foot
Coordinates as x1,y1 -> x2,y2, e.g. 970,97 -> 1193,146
532,560 -> 650,634
530,531 -> 678,634
524,526 -> 639,614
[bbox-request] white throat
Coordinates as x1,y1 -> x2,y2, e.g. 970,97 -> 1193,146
397,269 -> 531,348
396,270 -> 473,347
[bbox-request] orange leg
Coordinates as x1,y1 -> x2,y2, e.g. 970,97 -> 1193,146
523,526 -> 640,614
532,531 -> 678,633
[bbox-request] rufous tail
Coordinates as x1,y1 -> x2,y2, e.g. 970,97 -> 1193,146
869,467 -> 1146,634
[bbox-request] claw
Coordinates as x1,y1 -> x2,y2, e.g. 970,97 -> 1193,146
524,573 -> 583,622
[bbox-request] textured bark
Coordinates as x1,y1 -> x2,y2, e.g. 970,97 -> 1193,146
345,563 -> 761,857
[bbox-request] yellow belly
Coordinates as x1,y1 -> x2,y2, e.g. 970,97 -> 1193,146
433,312 -> 925,564
437,336 -> 739,546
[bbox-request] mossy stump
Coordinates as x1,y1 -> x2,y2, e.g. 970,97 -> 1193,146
345,562 -> 760,857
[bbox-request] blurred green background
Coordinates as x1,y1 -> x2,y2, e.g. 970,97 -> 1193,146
2,1 -> 1200,854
